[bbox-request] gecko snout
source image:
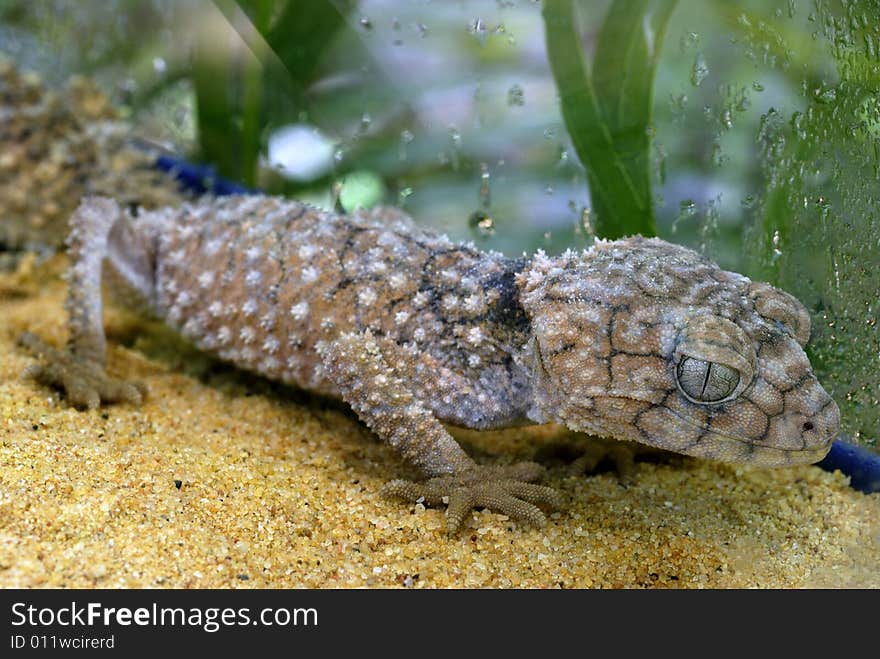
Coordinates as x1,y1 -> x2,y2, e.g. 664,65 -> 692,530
800,395 -> 840,453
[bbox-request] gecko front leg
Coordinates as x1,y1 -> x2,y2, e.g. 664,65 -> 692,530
19,197 -> 145,409
319,330 -> 565,533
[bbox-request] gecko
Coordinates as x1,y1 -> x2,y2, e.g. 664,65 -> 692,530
18,194 -> 840,533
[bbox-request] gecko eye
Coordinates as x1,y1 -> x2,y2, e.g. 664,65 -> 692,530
676,357 -> 740,404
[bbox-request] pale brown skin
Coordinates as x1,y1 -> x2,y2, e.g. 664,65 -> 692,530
19,194 -> 839,533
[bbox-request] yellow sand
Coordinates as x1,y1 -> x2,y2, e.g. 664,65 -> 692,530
1,259 -> 878,588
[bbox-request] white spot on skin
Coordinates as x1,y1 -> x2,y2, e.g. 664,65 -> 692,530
463,293 -> 485,314
245,270 -> 262,286
468,354 -> 481,368
301,266 -> 318,283
413,328 -> 426,342
290,301 -> 309,321
260,313 -> 276,330
412,292 -> 429,309
182,317 -> 202,336
245,246 -> 261,261
197,272 -> 215,289
460,276 -> 478,292
260,357 -> 280,373
217,327 -> 232,344
298,244 -> 317,260
395,311 -> 410,325
389,273 -> 407,290
208,301 -> 224,317
442,294 -> 459,312
203,239 -> 223,256
240,326 -> 256,344
358,288 -> 377,307
466,326 -> 484,346
242,299 -> 258,316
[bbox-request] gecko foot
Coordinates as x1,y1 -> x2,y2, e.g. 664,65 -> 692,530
18,332 -> 146,410
382,462 -> 566,534
568,440 -> 639,485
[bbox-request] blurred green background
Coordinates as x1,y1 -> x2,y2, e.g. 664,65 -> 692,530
1,0 -> 877,445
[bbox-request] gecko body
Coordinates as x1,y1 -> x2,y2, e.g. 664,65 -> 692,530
21,194 -> 840,532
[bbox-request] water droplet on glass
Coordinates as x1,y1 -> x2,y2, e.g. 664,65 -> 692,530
557,147 -> 569,167
813,85 -> 837,103
752,81 -> 765,92
671,93 -> 688,113
581,207 -> 595,240
771,229 -> 782,262
691,53 -> 709,87
448,126 -> 462,170
479,162 -> 491,209
680,31 -> 700,51
359,16 -> 372,30
507,84 -> 525,107
399,129 -> 414,161
721,108 -> 733,129
152,57 -> 167,75
672,199 -> 697,233
710,141 -> 727,166
543,127 -> 555,140
469,211 -> 495,237
449,126 -> 462,148
791,111 -> 806,139
469,18 -> 487,47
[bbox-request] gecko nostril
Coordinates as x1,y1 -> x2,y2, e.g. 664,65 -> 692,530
802,421 -> 814,432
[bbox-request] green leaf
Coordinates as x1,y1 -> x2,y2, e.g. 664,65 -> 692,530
543,0 -> 677,239
193,0 -> 354,185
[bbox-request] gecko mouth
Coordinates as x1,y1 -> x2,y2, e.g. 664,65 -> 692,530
659,404 -> 834,465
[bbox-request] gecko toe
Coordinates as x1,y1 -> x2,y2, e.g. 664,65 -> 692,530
445,488 -> 479,533
19,332 -> 146,409
383,462 -> 564,534
497,480 -> 567,509
568,439 -> 640,485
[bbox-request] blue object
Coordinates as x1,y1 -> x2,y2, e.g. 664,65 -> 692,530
154,154 -> 256,197
149,154 -> 880,495
817,438 -> 880,494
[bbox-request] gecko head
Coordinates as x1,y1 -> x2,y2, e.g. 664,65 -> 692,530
517,237 -> 838,467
